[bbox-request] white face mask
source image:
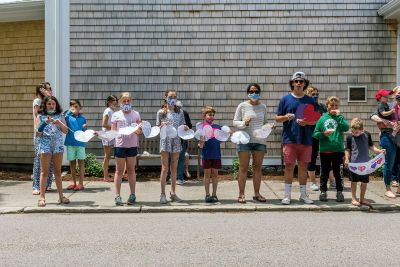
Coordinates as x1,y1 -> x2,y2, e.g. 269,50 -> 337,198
121,104 -> 131,112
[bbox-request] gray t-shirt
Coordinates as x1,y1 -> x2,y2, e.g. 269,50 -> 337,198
346,131 -> 373,163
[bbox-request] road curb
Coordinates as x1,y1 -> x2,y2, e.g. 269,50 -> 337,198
0,207 -> 24,214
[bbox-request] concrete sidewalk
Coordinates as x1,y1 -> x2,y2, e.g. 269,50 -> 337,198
1,179 -> 400,214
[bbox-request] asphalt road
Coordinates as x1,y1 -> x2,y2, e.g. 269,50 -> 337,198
1,212 -> 399,267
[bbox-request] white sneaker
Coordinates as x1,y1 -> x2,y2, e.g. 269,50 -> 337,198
310,183 -> 319,191
160,193 -> 167,204
299,194 -> 314,204
385,190 -> 396,199
281,196 -> 291,205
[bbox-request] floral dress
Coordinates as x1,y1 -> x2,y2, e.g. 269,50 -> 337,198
156,109 -> 185,153
37,114 -> 65,154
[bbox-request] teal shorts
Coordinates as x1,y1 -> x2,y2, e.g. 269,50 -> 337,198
67,146 -> 86,161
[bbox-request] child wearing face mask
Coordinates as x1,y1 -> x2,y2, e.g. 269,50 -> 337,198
111,92 -> 142,206
65,99 -> 87,191
32,83 -> 54,195
198,106 -> 222,203
101,95 -> 118,182
344,118 -> 385,206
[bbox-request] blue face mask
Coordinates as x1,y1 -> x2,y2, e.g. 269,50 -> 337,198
312,96 -> 318,102
121,104 -> 131,112
248,93 -> 260,101
167,98 -> 177,106
47,110 -> 56,115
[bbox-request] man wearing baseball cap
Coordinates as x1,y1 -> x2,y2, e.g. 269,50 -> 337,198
275,72 -> 316,205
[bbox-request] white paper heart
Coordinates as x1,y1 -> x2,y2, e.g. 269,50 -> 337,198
203,125 -> 213,138
214,129 -> 230,142
146,126 -> 160,138
195,121 -> 203,131
253,123 -> 273,139
160,125 -> 167,139
74,129 -> 95,143
221,125 -> 231,133
178,125 -> 195,140
118,124 -> 139,136
231,131 -> 250,144
166,125 -> 177,138
194,129 -> 203,140
141,121 -> 152,138
97,130 -> 118,141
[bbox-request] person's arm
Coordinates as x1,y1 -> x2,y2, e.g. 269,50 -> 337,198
370,114 -> 383,123
134,113 -> 142,135
337,115 -> 350,132
312,118 -> 326,139
184,110 -> 192,129
344,149 -> 350,167
381,109 -> 394,117
275,98 -> 295,123
55,116 -> 68,134
102,114 -> 111,130
233,104 -> 247,129
367,132 -> 385,154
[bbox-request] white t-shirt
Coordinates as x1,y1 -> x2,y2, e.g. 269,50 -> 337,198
102,107 -> 114,131
32,98 -> 41,133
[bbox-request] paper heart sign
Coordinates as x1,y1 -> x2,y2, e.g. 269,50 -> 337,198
160,125 -> 167,139
97,130 -> 118,141
141,121 -> 152,138
146,126 -> 160,138
74,130 -> 95,142
177,125 -> 195,140
303,104 -> 321,123
193,128 -> 211,141
118,123 -> 139,136
203,125 -> 214,139
166,125 -> 177,138
295,103 -> 307,120
214,129 -> 230,142
348,153 -> 385,175
231,131 -> 250,144
221,126 -> 231,133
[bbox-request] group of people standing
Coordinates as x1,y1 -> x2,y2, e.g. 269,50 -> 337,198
31,72 -> 400,207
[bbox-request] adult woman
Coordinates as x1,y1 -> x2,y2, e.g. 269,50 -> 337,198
35,96 -> 69,206
233,83 -> 275,203
156,89 -> 187,204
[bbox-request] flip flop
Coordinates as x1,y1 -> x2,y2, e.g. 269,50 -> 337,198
37,198 -> 46,207
67,184 -> 76,190
253,195 -> 267,203
74,185 -> 84,191
58,196 -> 70,204
238,196 -> 246,204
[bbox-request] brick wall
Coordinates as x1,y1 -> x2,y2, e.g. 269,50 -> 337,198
0,20 -> 44,164
70,0 -> 396,159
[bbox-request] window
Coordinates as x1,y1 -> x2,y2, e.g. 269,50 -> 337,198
348,86 -> 367,102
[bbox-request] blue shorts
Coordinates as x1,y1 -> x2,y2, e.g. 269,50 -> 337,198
236,143 -> 266,153
114,147 -> 138,158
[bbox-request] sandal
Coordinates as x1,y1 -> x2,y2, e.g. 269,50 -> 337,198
238,195 -> 246,204
253,195 -> 267,203
67,184 -> 76,190
360,200 -> 372,208
38,198 -> 46,207
74,184 -> 84,191
58,196 -> 70,204
351,200 -> 360,207
32,189 -> 40,195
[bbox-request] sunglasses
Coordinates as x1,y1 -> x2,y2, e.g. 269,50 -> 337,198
294,80 -> 305,84
311,93 -> 319,96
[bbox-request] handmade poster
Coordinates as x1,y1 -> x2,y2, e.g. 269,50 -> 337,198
141,121 -> 152,138
146,126 -> 160,138
177,125 -> 195,140
214,129 -> 230,142
253,123 -> 273,139
295,103 -> 321,123
230,131 -> 250,144
97,130 -> 119,141
74,129 -> 95,142
348,153 -> 385,176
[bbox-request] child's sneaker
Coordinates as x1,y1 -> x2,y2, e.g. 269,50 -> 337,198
177,179 -> 186,185
319,191 -> 328,202
310,183 -> 319,191
281,195 -> 291,205
336,191 -> 344,202
115,196 -> 124,206
205,195 -> 213,203
127,194 -> 136,205
299,194 -> 314,204
160,193 -> 167,204
170,193 -> 182,202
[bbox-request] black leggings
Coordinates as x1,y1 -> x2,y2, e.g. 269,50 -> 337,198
307,137 -> 319,172
320,152 -> 344,192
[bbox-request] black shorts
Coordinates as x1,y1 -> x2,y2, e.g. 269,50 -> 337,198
349,172 -> 369,183
202,159 -> 222,170
114,147 -> 138,158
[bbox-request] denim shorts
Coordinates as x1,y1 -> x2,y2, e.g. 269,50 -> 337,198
114,147 -> 138,158
236,143 -> 266,153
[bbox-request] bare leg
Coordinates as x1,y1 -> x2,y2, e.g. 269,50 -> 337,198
39,153 -> 51,200
211,168 -> 218,196
70,160 -> 77,185
114,157 -> 125,196
160,152 -> 169,194
238,151 -> 251,198
169,152 -> 179,194
78,159 -> 84,186
103,146 -> 113,181
126,157 -> 136,195
298,162 -> 308,186
52,153 -> 64,200
351,182 -> 360,206
308,170 -> 317,184
252,151 -> 265,197
204,169 -> 211,196
360,182 -> 368,204
284,163 -> 295,185
185,154 -> 190,178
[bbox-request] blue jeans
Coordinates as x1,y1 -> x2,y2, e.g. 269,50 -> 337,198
380,133 -> 396,187
167,141 -> 187,181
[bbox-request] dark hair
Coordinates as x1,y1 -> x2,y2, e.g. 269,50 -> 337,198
289,79 -> 310,91
35,83 -> 46,99
106,95 -> 118,107
39,96 -> 63,115
69,99 -> 81,107
246,83 -> 261,93
161,89 -> 180,118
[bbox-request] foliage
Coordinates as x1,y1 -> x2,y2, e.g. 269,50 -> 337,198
84,153 -> 103,177
231,157 -> 253,179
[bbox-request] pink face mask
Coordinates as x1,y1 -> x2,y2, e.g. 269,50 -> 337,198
205,114 -> 214,124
